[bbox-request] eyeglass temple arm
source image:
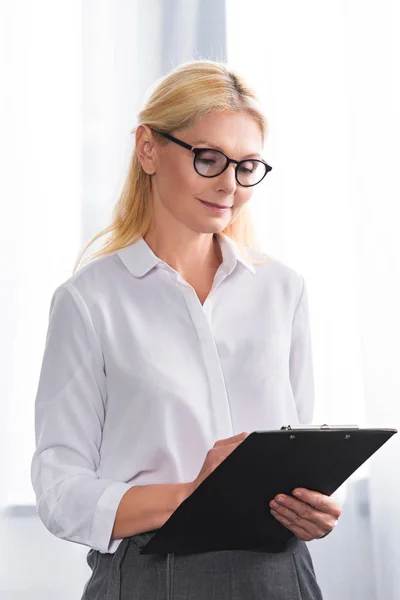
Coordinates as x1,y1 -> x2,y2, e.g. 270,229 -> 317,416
152,130 -> 194,152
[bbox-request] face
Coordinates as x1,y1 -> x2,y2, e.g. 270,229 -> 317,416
136,110 -> 264,236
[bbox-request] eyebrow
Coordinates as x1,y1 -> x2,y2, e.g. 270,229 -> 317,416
192,140 -> 262,160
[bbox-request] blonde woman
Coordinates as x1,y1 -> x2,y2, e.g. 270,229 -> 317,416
31,60 -> 341,599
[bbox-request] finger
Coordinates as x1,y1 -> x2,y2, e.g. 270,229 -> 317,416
270,509 -> 317,542
214,432 -> 248,447
270,492 -> 338,523
292,489 -> 342,519
270,494 -> 338,531
212,444 -> 241,461
270,495 -> 316,522
213,438 -> 248,455
270,503 -> 331,538
209,442 -> 247,467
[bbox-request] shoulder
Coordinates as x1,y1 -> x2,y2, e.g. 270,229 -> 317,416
51,252 -> 123,307
244,245 -> 305,296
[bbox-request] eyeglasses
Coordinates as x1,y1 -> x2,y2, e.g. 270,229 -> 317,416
151,130 -> 272,187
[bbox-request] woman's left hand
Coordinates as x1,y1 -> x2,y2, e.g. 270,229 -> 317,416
269,488 -> 342,541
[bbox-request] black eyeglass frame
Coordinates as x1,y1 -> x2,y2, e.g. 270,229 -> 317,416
152,129 -> 272,187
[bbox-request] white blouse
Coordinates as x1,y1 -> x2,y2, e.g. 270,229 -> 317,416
30,233 -> 315,555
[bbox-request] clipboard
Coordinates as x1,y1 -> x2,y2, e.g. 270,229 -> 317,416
141,426 -> 397,555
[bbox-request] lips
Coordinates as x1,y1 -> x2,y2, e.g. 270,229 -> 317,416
199,199 -> 232,208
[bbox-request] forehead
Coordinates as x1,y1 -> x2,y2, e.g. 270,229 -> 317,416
177,110 -> 263,157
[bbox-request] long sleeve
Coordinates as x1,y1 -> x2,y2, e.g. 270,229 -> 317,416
289,277 -> 315,423
30,283 -> 134,554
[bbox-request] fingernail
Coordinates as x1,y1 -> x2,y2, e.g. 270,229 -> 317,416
293,490 -> 302,498
277,496 -> 285,504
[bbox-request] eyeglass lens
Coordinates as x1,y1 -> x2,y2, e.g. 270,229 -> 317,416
194,149 -> 267,186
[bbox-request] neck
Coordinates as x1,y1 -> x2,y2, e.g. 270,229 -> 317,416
143,230 -> 223,279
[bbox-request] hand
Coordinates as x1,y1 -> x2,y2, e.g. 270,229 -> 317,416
269,488 -> 342,541
190,432 -> 249,494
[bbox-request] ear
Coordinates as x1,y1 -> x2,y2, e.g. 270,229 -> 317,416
135,125 -> 157,175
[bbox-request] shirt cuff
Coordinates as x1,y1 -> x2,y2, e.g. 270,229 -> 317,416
91,481 -> 135,554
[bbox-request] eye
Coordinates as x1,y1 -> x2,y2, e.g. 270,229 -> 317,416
238,160 -> 257,174
197,157 -> 217,166
196,149 -> 224,162
195,149 -> 227,175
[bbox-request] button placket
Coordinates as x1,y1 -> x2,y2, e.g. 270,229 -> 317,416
173,273 -> 234,440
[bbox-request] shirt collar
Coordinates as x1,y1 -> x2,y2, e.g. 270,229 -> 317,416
116,233 -> 256,278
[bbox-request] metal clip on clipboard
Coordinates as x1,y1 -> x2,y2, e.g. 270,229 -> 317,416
280,424 -> 360,430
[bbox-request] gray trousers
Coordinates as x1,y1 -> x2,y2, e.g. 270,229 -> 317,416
81,530 -> 323,599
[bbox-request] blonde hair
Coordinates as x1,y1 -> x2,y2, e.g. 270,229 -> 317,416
73,60 -> 271,274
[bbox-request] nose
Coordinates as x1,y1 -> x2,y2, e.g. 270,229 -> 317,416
216,163 -> 237,194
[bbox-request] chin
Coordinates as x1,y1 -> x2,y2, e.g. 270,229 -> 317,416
193,220 -> 231,235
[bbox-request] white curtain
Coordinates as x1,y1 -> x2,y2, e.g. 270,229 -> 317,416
0,0 -> 83,509
227,1 -> 400,599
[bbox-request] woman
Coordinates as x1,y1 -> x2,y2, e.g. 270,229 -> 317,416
31,60 -> 341,599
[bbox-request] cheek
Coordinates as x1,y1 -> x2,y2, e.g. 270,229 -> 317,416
234,188 -> 254,207
180,174 -> 217,199
157,161 -> 197,198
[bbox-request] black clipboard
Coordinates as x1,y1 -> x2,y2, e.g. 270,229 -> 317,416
141,426 -> 397,555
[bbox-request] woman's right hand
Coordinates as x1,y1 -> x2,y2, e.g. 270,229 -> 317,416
190,432 -> 249,494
